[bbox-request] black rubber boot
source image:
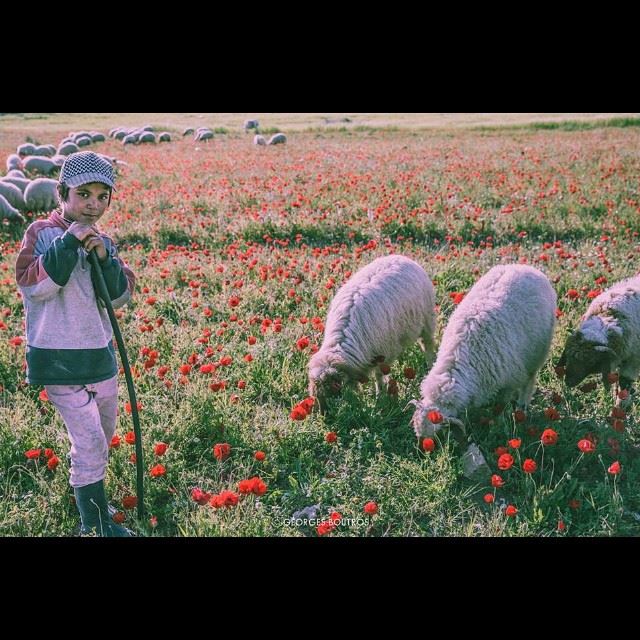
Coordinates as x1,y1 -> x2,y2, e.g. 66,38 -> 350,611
74,480 -> 132,537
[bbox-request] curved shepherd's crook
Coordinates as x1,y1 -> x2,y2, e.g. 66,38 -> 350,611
89,250 -> 145,519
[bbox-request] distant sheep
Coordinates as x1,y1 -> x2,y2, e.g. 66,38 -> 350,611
6,154 -> 22,171
158,132 -> 171,142
268,133 -> 287,145
253,134 -> 267,146
57,141 -> 79,156
0,194 -> 25,222
23,178 -> 58,212
244,119 -> 259,131
17,143 -> 37,157
23,156 -> 58,176
34,145 -> 55,157
1,176 -> 30,193
90,132 -> 106,143
182,127 -> 195,136
138,132 -> 156,143
558,274 -> 640,403
75,136 -> 92,147
0,181 -> 26,211
308,255 -> 436,412
195,129 -> 213,141
411,264 -> 556,441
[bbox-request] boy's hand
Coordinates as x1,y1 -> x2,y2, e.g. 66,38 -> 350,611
83,235 -> 108,262
67,222 -> 96,242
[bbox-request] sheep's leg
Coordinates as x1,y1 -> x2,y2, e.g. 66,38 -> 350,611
516,375 -> 537,411
373,368 -> 386,397
418,330 -> 436,368
616,372 -> 637,409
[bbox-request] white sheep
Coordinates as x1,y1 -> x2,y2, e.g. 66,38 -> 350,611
308,254 -> 436,412
1,175 -> 30,193
34,145 -> 55,157
182,127 -> 195,136
411,264 -> 557,439
23,156 -> 58,176
268,133 -> 287,145
23,178 -> 58,212
57,141 -> 79,156
558,274 -> 640,404
244,119 -> 259,131
90,132 -> 106,143
6,154 -> 22,171
253,134 -> 267,146
0,194 -> 25,222
195,129 -> 213,141
138,132 -> 156,143
0,181 -> 26,211
158,132 -> 171,142
17,143 -> 37,157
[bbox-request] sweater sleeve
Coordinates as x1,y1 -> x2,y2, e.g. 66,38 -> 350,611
41,232 -> 82,286
92,238 -> 136,309
16,224 -> 80,301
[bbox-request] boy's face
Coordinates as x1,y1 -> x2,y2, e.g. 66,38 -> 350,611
63,182 -> 111,224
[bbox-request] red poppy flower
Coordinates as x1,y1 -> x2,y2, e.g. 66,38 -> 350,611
325,431 -> 337,443
483,493 -> 494,504
122,496 -> 138,510
505,505 -> 518,517
497,453 -> 514,470
110,434 -> 121,448
422,438 -> 436,452
541,428 -> 558,446
25,449 -> 41,460
508,438 -> 521,449
427,410 -> 443,424
364,501 -> 378,514
125,431 -> 136,445
522,458 -> 537,473
491,474 -> 505,488
150,464 -> 166,478
213,443 -> 231,461
254,451 -> 266,461
608,461 -> 621,475
154,442 -> 168,456
47,455 -> 60,471
577,439 -> 596,453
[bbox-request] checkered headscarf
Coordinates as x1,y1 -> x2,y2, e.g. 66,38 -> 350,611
59,151 -> 116,190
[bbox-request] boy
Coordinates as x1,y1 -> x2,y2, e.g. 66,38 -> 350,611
15,151 -> 136,537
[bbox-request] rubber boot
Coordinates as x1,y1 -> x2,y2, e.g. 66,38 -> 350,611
74,480 -> 132,537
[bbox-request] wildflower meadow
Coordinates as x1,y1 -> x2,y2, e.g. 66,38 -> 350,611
2,113 -> 640,537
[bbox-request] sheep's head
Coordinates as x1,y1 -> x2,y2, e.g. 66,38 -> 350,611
558,329 -> 617,388
409,402 -> 466,440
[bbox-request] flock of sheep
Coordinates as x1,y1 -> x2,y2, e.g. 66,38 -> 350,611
308,255 -> 640,475
0,130 -> 119,222
0,118 -> 287,223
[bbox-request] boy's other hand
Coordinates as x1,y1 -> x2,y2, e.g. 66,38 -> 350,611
83,235 -> 108,262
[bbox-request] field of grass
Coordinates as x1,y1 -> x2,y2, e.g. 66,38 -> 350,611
1,114 -> 640,537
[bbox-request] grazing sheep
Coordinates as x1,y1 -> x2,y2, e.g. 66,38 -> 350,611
0,194 -> 25,222
253,134 -> 267,146
558,274 -> 640,403
195,129 -> 213,141
90,132 -> 106,143
411,264 -> 556,440
6,154 -> 22,171
75,136 -> 92,147
122,134 -> 138,145
23,178 -> 58,212
6,169 -> 26,178
0,181 -> 26,211
34,145 -> 54,157
114,130 -> 127,141
268,133 -> 287,145
22,156 -> 58,176
308,255 -> 436,412
182,127 -> 195,136
17,143 -> 37,157
244,119 -> 259,131
158,132 -> 171,142
57,141 -> 79,156
1,176 -> 30,193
